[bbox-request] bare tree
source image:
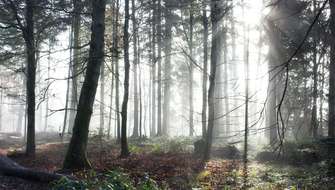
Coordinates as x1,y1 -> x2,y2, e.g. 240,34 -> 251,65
63,0 -> 106,169
120,0 -> 130,157
329,0 -> 335,138
162,0 -> 172,136
204,0 -> 222,160
201,0 -> 209,138
156,0 -> 162,136
132,0 -> 139,137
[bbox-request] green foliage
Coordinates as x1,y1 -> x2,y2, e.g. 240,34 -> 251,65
137,174 -> 160,190
52,177 -> 89,190
245,161 -> 335,190
151,143 -> 164,154
128,144 -> 143,154
166,140 -> 185,153
148,136 -> 197,154
52,170 -> 161,190
256,140 -> 326,165
102,170 -> 135,190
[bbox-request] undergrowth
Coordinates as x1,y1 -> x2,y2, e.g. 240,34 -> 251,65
52,170 -> 160,190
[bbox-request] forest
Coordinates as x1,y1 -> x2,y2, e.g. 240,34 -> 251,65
0,0 -> 334,189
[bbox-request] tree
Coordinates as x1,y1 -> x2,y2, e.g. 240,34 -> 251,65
311,0 -> 319,138
162,0 -> 172,136
99,46 -> 105,136
201,0 -> 209,138
132,0 -> 139,138
150,0 -> 157,137
265,19 -> 280,146
329,0 -> 335,138
120,0 -> 130,157
43,40 -> 51,132
63,0 -> 106,169
156,0 -> 163,136
204,0 -> 222,160
24,0 -> 37,156
1,0 -> 69,154
107,34 -> 115,139
243,4 -> 250,180
62,29 -> 72,137
188,1 -> 194,137
112,0 -> 121,142
69,0 -> 82,133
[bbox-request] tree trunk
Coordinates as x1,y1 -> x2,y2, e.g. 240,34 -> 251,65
204,0 -> 220,160
223,28 -> 229,137
156,0 -> 162,136
107,55 -> 115,139
319,57 -> 325,136
329,0 -> 335,138
62,28 -> 73,137
151,0 -> 157,137
138,46 -> 143,137
69,0 -> 82,133
116,59 -> 121,142
311,37 -> 318,138
243,19 -> 250,181
120,0 -> 130,157
162,0 -> 172,136
132,0 -> 139,138
36,47 -> 42,132
63,0 -> 106,169
113,0 -> 121,142
201,0 -> 208,139
24,0 -> 36,156
0,156 -> 67,183
230,3 -> 239,130
44,41 -> 51,132
265,20 -> 280,145
189,3 -> 194,137
99,56 -> 105,136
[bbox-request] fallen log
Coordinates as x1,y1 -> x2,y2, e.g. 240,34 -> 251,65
0,156 -> 68,183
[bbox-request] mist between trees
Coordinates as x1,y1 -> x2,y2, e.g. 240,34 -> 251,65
0,0 -> 335,189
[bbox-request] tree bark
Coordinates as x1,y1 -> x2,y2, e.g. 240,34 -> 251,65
99,55 -> 105,136
113,0 -> 121,142
24,0 -> 36,156
107,53 -> 115,139
156,0 -> 162,136
63,0 -> 106,169
0,156 -> 66,183
151,0 -> 157,137
62,28 -> 73,137
201,0 -> 208,139
243,16 -> 250,181
44,41 -> 51,132
230,2 -> 239,130
69,0 -> 82,133
265,19 -> 281,145
329,0 -> 335,138
120,0 -> 130,157
132,0 -> 139,138
204,0 -> 220,160
189,3 -> 194,137
311,35 -> 318,138
162,0 -> 172,136
223,28 -> 230,137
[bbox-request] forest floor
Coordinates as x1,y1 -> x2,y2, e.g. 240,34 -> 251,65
0,133 -> 334,189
